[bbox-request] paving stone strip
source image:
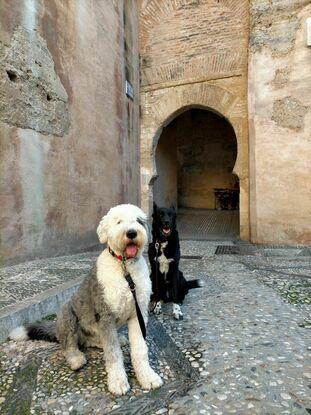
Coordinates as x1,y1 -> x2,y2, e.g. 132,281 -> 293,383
0,241 -> 310,414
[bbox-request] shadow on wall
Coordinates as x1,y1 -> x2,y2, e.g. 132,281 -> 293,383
153,108 -> 238,209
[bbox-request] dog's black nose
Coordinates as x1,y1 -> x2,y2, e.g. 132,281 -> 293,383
126,229 -> 137,239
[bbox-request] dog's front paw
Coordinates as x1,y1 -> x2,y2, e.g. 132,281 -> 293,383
173,303 -> 183,320
107,369 -> 130,396
66,350 -> 87,371
137,368 -> 163,390
153,301 -> 162,315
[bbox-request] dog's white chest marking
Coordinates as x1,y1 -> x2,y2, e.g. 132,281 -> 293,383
156,242 -> 174,275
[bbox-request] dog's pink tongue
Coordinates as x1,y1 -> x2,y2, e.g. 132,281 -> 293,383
125,244 -> 138,258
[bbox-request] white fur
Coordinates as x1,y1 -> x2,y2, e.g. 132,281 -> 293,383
173,303 -> 183,320
96,204 -> 162,393
96,250 -> 151,325
153,301 -> 162,315
156,241 -> 174,275
9,326 -> 29,341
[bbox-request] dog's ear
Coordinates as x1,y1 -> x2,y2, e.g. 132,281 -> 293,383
97,215 -> 108,244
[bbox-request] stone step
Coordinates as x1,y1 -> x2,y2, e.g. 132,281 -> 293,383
0,251 -> 99,342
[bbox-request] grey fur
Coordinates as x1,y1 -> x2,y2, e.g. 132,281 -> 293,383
56,266 -> 107,350
27,266 -> 120,366
15,204 -> 163,395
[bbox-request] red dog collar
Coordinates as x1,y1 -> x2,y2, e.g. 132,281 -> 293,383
108,247 -> 123,261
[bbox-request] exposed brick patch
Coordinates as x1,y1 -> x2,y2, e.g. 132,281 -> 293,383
272,96 -> 309,131
250,17 -> 299,55
272,67 -> 291,88
249,0 -> 310,56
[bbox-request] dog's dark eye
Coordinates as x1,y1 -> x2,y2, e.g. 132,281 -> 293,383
117,220 -> 122,224
137,218 -> 144,226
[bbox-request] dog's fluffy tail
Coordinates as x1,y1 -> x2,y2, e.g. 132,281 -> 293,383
187,279 -> 203,289
9,321 -> 57,343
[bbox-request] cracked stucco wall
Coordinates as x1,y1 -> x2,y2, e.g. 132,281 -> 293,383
0,0 -> 140,264
249,0 -> 311,245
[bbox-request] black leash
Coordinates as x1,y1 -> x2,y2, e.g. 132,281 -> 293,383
149,241 -> 160,314
122,257 -> 146,339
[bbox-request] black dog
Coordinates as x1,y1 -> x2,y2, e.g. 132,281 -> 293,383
148,203 -> 201,319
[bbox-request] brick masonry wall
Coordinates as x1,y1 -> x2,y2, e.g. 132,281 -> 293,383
0,0 -> 140,264
140,0 -> 249,90
139,0 -> 250,239
249,0 -> 311,244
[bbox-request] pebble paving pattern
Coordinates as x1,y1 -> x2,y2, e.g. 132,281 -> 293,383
0,240 -> 310,414
0,252 -> 99,309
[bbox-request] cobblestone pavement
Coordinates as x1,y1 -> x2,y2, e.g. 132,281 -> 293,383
0,241 -> 310,414
0,252 -> 99,310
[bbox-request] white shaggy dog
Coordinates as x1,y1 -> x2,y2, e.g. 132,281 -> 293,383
9,204 -> 163,396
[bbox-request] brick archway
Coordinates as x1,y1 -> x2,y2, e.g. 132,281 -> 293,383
140,82 -> 250,240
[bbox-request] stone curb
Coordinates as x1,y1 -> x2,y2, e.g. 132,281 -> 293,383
0,277 -> 84,343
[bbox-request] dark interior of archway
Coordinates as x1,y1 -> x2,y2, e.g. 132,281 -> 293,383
153,108 -> 239,238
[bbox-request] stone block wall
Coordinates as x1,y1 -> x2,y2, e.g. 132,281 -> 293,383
0,0 -> 140,264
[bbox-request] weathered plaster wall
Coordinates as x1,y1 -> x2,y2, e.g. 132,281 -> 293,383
0,0 -> 140,264
139,0 -> 249,239
249,0 -> 311,244
153,128 -> 177,208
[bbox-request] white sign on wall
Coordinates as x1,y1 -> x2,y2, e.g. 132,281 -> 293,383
125,80 -> 134,100
307,17 -> 311,47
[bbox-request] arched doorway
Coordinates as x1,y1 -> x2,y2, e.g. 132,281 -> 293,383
153,108 -> 239,239
140,82 -> 249,240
